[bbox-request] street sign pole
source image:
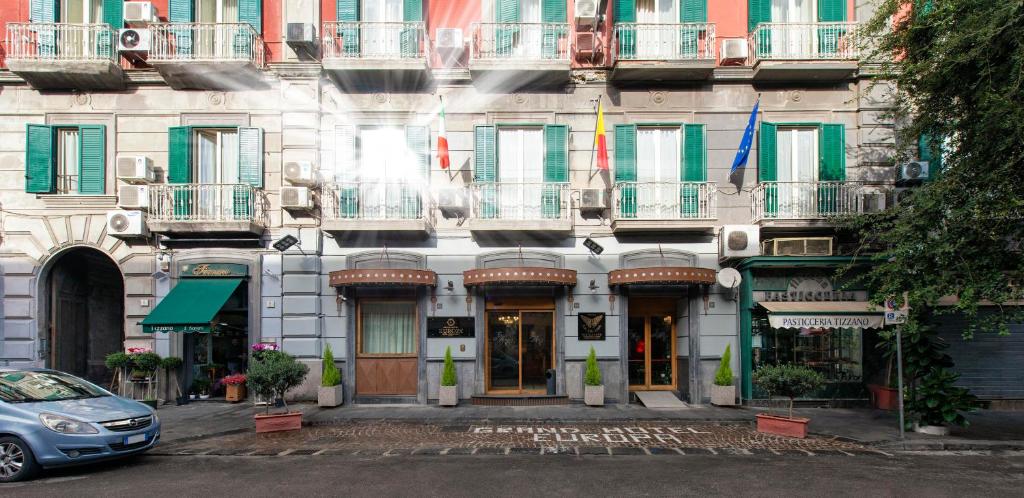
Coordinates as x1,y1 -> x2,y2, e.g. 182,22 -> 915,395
896,326 -> 905,440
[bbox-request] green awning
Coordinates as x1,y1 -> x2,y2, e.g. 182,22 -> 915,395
141,278 -> 243,333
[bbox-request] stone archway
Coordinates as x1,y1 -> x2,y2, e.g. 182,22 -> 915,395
44,246 -> 125,384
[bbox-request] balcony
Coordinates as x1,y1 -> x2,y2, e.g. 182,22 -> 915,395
321,21 -> 429,87
612,23 -> 716,81
148,23 -> 266,90
749,22 -> 860,81
320,182 -> 432,235
4,23 -> 124,90
148,184 -> 268,236
466,182 -> 572,235
610,182 -> 717,233
751,182 -> 863,228
469,22 -> 571,88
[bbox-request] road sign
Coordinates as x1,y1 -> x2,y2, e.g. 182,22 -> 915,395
884,296 -> 908,325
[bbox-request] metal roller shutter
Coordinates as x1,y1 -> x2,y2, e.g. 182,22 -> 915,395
936,310 -> 1024,400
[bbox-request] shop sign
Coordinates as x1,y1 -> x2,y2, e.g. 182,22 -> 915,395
755,277 -> 867,302
180,263 -> 248,278
142,323 -> 211,334
427,317 -> 475,338
578,313 -> 606,341
768,314 -> 884,330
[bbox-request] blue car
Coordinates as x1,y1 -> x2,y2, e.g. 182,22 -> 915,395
0,368 -> 161,482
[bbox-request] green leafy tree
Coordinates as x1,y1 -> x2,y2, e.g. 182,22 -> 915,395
441,346 -> 457,387
714,344 -> 733,387
246,350 -> 309,415
321,344 -> 341,387
752,364 -> 825,419
584,347 -> 602,387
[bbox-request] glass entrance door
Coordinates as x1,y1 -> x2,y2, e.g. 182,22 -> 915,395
487,310 -> 554,393
628,300 -> 676,390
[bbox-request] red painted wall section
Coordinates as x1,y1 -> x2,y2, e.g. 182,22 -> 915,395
263,0 -> 283,63
322,0 -> 336,23
709,0 -> 747,64
570,0 -> 613,69
427,0 -> 481,69
0,0 -> 30,68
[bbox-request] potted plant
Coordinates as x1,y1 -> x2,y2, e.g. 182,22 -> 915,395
161,357 -> 186,405
583,347 -> 604,407
711,344 -> 736,406
104,352 -> 132,396
868,356 -> 901,411
753,364 -> 825,438
128,348 -> 162,402
246,350 -> 309,433
907,368 -> 977,436
318,345 -> 343,408
190,377 -> 211,400
439,346 -> 458,407
223,374 -> 248,402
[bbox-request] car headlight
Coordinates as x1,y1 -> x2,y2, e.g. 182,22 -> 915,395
39,413 -> 99,434
151,412 -> 159,426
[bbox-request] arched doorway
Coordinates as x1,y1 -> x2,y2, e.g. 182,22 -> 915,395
45,247 -> 125,384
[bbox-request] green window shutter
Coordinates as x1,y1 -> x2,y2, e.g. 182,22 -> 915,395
30,0 -> 58,22
239,0 -> 262,33
615,0 -> 636,22
400,0 -> 423,56
680,0 -> 707,22
103,0 -> 123,27
758,122 -> 778,217
542,124 -> 568,219
748,0 -> 770,32
541,0 -> 566,22
77,125 -> 106,195
616,0 -> 636,57
237,127 -> 264,188
404,0 -> 423,21
540,0 -> 565,58
169,0 -> 193,21
496,0 -> 520,22
474,125 -> 497,218
679,0 -> 706,56
403,125 -> 429,219
337,0 -> 360,54
817,0 -> 846,22
918,134 -> 942,173
335,125 -> 358,218
168,126 -> 193,219
614,124 -> 637,219
818,124 -> 846,181
338,0 -> 359,20
681,124 -> 706,218
495,0 -> 520,56
25,124 -> 55,194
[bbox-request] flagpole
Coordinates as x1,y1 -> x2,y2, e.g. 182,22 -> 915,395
589,95 -> 600,180
440,94 -> 453,182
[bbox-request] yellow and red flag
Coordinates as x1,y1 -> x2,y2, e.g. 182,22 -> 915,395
594,99 -> 608,171
438,97 -> 450,170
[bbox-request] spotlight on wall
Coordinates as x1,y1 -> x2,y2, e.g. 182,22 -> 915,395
273,234 -> 299,252
445,280 -> 454,291
583,237 -> 604,255
589,279 -> 599,293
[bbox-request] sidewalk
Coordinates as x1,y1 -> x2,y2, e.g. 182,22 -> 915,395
154,400 -> 1024,451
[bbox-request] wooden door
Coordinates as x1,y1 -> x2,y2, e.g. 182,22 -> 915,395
627,298 -> 677,391
355,300 -> 418,395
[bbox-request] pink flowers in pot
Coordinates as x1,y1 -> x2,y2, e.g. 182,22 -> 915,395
222,374 -> 247,386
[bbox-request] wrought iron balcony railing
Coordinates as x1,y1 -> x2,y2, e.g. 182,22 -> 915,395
149,184 -> 267,224
321,181 -> 428,221
321,21 -> 428,60
751,181 -> 863,221
149,22 -> 265,66
614,23 -> 716,61
470,182 -> 571,220
613,181 -> 717,220
5,23 -> 119,63
470,22 -> 571,61
750,22 -> 860,61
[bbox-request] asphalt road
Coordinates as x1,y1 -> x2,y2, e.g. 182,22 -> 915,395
3,453 -> 1024,497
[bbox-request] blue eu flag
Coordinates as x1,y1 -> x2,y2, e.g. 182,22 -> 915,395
730,98 -> 760,176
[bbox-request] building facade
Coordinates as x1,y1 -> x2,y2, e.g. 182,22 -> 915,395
0,0 -> 909,405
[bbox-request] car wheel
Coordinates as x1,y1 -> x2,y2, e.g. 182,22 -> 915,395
0,437 -> 39,483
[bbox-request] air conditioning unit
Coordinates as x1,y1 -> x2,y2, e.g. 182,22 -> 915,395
719,225 -> 760,260
575,0 -> 599,26
106,210 -> 148,238
721,38 -> 749,63
435,28 -> 464,67
283,161 -> 317,186
281,186 -> 313,209
116,155 -> 155,184
575,32 -> 598,62
898,160 -> 930,182
763,237 -> 833,257
578,188 -> 607,213
286,23 -> 316,55
118,28 -> 151,53
860,187 -> 888,213
118,185 -> 150,209
437,187 -> 469,217
123,2 -> 159,27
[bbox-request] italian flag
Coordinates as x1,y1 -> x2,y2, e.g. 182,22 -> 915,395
437,98 -> 450,170
594,99 -> 609,171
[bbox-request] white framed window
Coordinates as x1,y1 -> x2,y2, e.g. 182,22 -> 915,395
636,127 -> 680,218
60,0 -> 103,23
55,128 -> 80,195
196,0 -> 240,23
771,0 -> 816,57
194,128 -> 239,218
357,126 -> 417,218
497,127 -> 544,219
776,126 -> 819,217
362,0 -> 403,56
635,0 -> 677,59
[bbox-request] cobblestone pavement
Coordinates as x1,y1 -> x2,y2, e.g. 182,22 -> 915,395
152,420 -> 888,457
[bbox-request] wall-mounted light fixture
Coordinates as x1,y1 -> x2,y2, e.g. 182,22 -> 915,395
445,280 -> 454,291
589,279 -> 599,293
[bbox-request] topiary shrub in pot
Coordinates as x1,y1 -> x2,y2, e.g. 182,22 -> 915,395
439,346 -> 458,407
711,344 -> 736,406
753,364 -> 825,438
246,350 -> 309,433
318,344 -> 343,408
583,347 -> 604,406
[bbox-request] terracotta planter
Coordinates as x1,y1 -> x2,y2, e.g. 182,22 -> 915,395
225,384 -> 247,403
255,412 -> 303,433
756,413 -> 810,439
868,384 -> 900,411
710,384 -> 736,406
584,385 -> 604,406
318,385 -> 344,407
439,385 -> 458,407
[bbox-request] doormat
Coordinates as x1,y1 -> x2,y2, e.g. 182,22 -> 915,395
471,395 -> 570,406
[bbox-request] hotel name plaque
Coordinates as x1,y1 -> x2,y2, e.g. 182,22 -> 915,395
427,317 -> 475,338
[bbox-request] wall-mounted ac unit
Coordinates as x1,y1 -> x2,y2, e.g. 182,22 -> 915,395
578,188 -> 607,212
283,161 -> 317,186
763,237 -> 833,257
286,23 -> 316,55
116,155 -> 155,184
437,187 -> 468,217
118,28 -> 151,53
898,160 -> 930,182
575,0 -> 599,26
107,210 -> 148,237
118,185 -> 150,209
860,187 -> 888,213
721,38 -> 748,63
124,2 -> 159,27
436,28 -> 464,67
719,225 -> 760,260
281,186 -> 313,209
575,32 -> 598,61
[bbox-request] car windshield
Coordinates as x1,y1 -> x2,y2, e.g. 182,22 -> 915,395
0,371 -> 109,403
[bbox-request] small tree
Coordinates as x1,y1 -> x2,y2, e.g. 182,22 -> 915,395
714,344 -> 733,387
441,346 -> 457,387
753,364 -> 825,419
321,344 -> 341,388
246,350 -> 309,415
104,352 -> 132,395
584,347 -> 602,387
